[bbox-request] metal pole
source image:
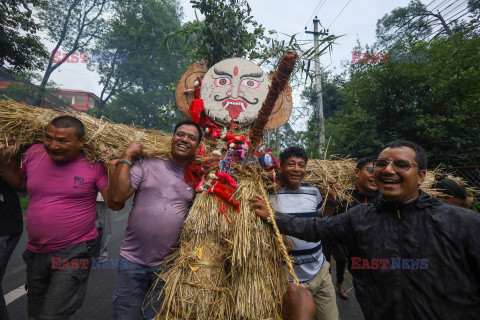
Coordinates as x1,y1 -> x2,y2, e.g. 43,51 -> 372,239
313,18 -> 325,157
306,17 -> 327,157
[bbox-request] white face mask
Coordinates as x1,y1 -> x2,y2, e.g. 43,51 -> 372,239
201,58 -> 269,127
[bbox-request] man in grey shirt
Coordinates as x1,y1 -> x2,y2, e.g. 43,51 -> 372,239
109,120 -> 202,320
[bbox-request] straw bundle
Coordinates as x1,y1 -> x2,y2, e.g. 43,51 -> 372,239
303,159 -> 479,202
158,192 -> 232,320
158,167 -> 293,320
0,98 -> 173,161
229,167 -> 290,320
421,171 -> 478,197
304,158 -> 358,202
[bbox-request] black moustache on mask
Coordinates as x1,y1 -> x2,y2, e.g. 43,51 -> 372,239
214,95 -> 259,105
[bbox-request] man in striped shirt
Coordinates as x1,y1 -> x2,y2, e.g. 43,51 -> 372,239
267,146 -> 339,320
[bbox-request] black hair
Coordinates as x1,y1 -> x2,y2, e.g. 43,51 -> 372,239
433,178 -> 468,200
356,156 -> 377,169
280,146 -> 308,164
382,140 -> 428,170
173,120 -> 203,143
49,116 -> 85,138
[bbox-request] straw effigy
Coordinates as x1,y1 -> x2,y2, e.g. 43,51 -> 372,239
156,167 -> 293,320
156,192 -> 232,320
228,167 -> 292,319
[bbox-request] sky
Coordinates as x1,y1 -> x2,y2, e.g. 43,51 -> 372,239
45,0 -> 414,129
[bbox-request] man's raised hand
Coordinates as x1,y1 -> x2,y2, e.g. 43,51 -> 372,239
249,196 -> 270,220
122,141 -> 143,159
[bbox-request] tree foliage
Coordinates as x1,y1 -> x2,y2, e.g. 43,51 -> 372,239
37,0 -> 111,97
0,0 -> 48,71
324,33 -> 480,166
87,0 -> 186,131
171,0 -> 268,66
375,0 -> 435,49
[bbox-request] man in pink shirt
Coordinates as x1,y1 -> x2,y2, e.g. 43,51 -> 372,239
0,115 -> 114,320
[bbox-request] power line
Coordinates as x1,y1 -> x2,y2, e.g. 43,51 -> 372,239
443,5 -> 470,21
449,10 -> 471,24
327,0 -> 352,29
313,0 -> 328,25
440,0 -> 469,17
300,0 -> 326,42
430,0 -> 451,12
305,0 -> 326,30
424,0 -> 440,9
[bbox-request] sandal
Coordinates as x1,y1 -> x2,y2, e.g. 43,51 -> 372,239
336,281 -> 349,299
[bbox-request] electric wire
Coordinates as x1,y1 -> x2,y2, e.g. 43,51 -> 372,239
327,0 -> 351,29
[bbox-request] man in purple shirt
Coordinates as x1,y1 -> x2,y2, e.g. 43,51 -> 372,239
109,120 -> 202,320
0,115 -> 113,320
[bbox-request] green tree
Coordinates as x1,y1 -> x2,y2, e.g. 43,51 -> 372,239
375,0 -> 455,49
325,34 -> 480,166
297,73 -> 344,159
88,0 -> 185,131
0,0 -> 48,71
36,0 -> 111,104
173,0 -> 268,66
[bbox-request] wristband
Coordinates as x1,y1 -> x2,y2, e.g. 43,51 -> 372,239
118,159 -> 132,166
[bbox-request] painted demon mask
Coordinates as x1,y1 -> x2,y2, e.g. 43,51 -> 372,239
200,58 -> 269,127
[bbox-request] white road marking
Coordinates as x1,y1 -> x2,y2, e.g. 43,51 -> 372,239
5,285 -> 27,305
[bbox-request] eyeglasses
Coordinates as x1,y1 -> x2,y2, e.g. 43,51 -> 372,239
364,167 -> 374,174
372,159 -> 419,172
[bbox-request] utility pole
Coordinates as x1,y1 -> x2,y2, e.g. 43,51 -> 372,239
435,10 -> 452,36
306,17 -> 328,157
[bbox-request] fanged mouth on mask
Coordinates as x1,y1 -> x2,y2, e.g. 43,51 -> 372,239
201,58 -> 269,127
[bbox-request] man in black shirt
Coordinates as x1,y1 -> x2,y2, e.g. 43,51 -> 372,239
322,157 -> 380,302
254,140 -> 480,320
0,174 -> 23,320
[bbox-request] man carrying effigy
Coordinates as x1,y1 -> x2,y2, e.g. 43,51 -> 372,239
254,140 -> 480,320
0,115 -> 113,320
108,120 -> 202,320
254,145 -> 339,320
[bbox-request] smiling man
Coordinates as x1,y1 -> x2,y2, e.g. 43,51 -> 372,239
108,120 -> 202,320
253,140 -> 480,320
252,146 -> 339,320
0,115 -> 111,320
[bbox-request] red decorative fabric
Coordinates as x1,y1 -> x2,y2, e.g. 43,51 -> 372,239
207,180 -> 239,212
215,169 -> 237,188
189,99 -> 205,124
184,161 -> 206,190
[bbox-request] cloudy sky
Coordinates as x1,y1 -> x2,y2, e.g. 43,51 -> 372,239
45,0 -> 416,128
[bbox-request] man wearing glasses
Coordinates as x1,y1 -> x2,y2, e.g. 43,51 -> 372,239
253,140 -> 480,319
322,156 -> 380,304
